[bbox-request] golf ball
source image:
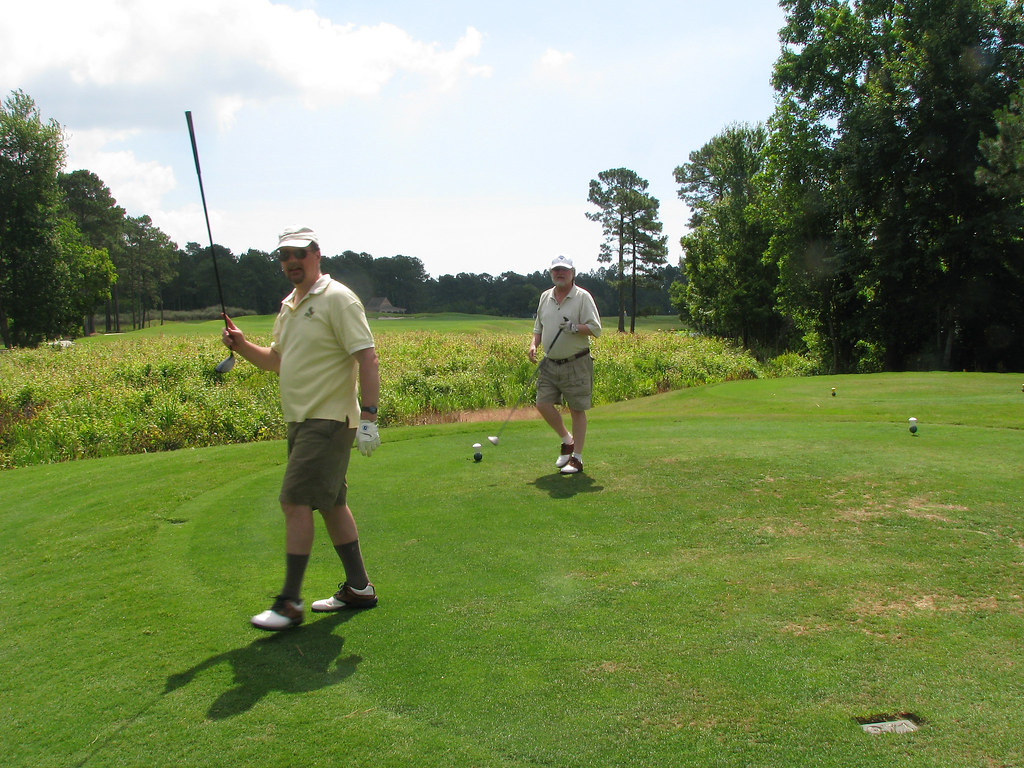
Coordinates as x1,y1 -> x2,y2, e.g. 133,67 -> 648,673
908,417 -> 918,434
474,452 -> 483,462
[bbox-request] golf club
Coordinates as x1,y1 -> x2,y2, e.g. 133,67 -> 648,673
488,320 -> 567,446
185,110 -> 235,374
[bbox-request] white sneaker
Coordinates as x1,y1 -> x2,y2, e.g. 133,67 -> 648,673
251,596 -> 304,630
555,441 -> 575,468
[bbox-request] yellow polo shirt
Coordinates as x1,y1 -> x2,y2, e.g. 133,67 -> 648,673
271,274 -> 375,424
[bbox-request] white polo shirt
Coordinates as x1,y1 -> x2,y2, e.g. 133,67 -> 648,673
271,273 -> 375,424
533,283 -> 602,359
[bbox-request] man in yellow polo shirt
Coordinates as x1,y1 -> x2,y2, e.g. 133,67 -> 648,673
222,225 -> 381,630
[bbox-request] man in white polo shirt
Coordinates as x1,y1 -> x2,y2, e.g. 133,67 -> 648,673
222,225 -> 381,630
530,255 -> 602,474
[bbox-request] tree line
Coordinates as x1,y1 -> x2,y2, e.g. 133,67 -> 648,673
0,90 -> 675,346
162,242 -> 679,322
3,0 -> 1023,371
674,0 -> 1024,372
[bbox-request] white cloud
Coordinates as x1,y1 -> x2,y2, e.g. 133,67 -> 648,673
538,48 -> 575,72
2,0 -> 782,277
2,1 -> 492,119
532,48 -> 577,86
65,128 -> 177,214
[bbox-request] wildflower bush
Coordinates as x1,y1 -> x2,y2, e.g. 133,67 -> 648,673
0,329 -> 781,468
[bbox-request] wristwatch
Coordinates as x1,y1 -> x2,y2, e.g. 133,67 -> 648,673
360,406 -> 378,415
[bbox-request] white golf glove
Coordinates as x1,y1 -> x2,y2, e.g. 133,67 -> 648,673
559,318 -> 579,334
356,420 -> 380,456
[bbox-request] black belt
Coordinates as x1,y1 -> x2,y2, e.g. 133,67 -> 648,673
548,350 -> 590,365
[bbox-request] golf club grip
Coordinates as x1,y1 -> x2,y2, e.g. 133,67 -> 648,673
184,111 -> 228,325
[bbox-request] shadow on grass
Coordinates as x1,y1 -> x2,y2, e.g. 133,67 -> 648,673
164,611 -> 361,719
529,471 -> 604,498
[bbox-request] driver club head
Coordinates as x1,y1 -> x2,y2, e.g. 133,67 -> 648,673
487,436 -> 499,445
215,353 -> 236,373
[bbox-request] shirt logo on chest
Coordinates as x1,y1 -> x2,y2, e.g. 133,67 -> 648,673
303,305 -> 316,319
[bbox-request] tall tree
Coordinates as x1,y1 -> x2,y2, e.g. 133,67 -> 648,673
58,170 -> 124,334
973,82 -> 1024,368
772,0 -> 1024,370
121,215 -> 177,330
0,90 -> 70,347
53,217 -> 117,333
674,123 -> 788,351
587,168 -> 668,332
760,98 -> 862,372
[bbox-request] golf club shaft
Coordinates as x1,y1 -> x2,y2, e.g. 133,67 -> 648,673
494,323 -> 566,439
185,111 -> 228,326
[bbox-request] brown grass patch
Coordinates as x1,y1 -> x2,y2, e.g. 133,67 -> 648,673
401,407 -> 543,426
853,592 -> 1006,617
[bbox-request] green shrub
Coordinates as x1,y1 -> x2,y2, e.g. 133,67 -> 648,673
0,328 -> 799,468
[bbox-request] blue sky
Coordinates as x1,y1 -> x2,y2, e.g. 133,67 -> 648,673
2,0 -> 787,277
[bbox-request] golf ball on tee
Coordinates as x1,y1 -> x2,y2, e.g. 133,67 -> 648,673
908,417 -> 918,434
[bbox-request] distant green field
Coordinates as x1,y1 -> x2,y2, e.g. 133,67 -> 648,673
81,313 -> 688,341
2,372 -> 1022,767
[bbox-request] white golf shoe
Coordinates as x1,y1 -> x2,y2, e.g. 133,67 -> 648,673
560,455 -> 583,474
251,596 -> 304,630
555,441 -> 575,468
312,582 -> 378,612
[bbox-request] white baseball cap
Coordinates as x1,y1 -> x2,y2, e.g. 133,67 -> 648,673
277,226 -> 319,249
549,255 -> 574,270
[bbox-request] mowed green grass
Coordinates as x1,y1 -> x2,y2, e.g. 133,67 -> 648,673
1,372 -> 1022,767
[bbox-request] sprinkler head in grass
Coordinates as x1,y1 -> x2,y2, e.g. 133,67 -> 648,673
487,436 -> 499,446
908,417 -> 918,435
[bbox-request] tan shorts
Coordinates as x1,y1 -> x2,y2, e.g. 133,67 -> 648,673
536,353 -> 593,411
280,419 -> 355,511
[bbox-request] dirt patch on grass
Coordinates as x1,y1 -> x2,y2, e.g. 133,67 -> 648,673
854,593 -> 1005,617
904,497 -> 968,523
756,520 -> 809,537
780,621 -> 834,636
402,408 -> 543,425
834,494 -> 968,524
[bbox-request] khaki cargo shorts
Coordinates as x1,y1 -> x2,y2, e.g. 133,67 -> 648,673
536,352 -> 593,411
280,418 -> 356,511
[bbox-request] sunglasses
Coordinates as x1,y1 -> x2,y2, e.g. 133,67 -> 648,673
277,248 -> 309,262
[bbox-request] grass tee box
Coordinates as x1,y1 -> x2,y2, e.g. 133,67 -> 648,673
1,372 -> 1022,767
